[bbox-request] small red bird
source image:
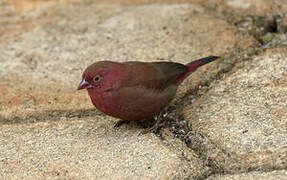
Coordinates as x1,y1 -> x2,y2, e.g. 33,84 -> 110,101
78,56 -> 219,128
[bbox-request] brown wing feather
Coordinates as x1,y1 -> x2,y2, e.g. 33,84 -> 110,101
152,62 -> 188,87
122,61 -> 188,91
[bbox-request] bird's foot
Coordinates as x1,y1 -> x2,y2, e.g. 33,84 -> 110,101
115,109 -> 170,134
114,120 -> 130,127
139,113 -> 167,135
139,121 -> 165,135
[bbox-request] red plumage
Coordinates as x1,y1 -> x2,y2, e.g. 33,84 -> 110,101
78,56 -> 219,123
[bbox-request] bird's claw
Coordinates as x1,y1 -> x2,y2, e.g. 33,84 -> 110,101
114,120 -> 130,127
138,119 -> 165,135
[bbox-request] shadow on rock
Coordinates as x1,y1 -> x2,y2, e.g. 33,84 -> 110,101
0,108 -> 105,125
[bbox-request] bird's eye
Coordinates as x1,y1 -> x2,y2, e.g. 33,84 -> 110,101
93,75 -> 102,83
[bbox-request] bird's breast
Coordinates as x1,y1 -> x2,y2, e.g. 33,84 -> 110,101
87,85 -> 177,121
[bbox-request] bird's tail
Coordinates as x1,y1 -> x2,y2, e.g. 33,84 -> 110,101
174,56 -> 219,84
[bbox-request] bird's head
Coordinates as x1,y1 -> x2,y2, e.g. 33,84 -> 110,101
77,61 -> 124,92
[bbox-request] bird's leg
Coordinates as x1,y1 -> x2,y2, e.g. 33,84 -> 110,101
140,109 -> 168,135
114,120 -> 130,127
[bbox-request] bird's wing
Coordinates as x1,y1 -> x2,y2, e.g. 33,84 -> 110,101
122,61 -> 188,91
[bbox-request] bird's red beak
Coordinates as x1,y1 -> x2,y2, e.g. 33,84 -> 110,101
77,78 -> 89,90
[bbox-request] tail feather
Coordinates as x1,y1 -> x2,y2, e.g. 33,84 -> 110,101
174,56 -> 219,84
187,56 -> 219,72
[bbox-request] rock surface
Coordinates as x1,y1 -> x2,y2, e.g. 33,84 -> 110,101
184,48 -> 287,173
0,0 -> 286,179
207,170 -> 287,180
